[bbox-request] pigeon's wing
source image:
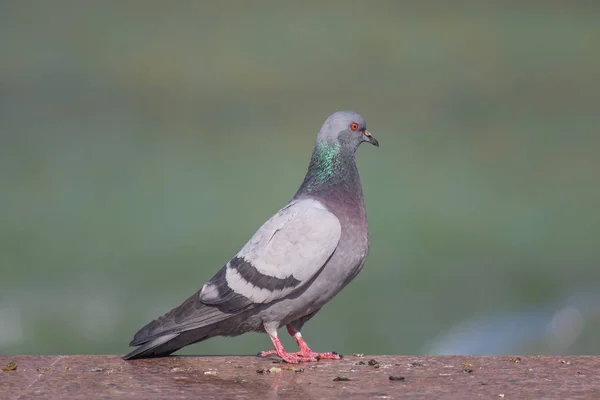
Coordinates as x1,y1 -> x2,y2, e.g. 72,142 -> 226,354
199,198 -> 342,312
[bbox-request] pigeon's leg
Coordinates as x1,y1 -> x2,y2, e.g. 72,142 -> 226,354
286,325 -> 342,360
260,323 -> 317,363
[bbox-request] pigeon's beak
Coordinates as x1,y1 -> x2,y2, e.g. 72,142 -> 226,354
364,130 -> 379,147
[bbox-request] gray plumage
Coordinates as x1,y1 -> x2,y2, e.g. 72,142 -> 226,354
124,110 -> 378,360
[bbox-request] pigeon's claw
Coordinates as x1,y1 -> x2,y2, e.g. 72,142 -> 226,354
259,348 -> 319,363
260,324 -> 343,363
279,352 -> 319,364
290,326 -> 343,360
262,325 -> 321,364
259,348 -> 334,362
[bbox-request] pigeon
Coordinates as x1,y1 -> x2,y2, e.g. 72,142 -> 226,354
124,111 -> 378,363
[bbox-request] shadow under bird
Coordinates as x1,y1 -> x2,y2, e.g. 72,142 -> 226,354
124,111 -> 379,363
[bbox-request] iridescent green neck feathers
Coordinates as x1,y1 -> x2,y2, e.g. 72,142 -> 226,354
296,141 -> 360,196
309,142 -> 340,188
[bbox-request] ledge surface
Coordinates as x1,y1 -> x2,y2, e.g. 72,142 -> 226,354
2,355 -> 599,399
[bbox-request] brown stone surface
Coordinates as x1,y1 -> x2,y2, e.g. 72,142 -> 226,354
1,355 -> 599,399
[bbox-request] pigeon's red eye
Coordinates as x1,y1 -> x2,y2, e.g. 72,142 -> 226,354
350,123 -> 359,131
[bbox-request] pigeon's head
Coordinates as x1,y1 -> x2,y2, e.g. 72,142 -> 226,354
317,111 -> 379,150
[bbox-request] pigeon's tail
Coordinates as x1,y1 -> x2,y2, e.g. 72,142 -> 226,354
123,333 -> 182,359
123,327 -> 215,360
124,291 -> 241,360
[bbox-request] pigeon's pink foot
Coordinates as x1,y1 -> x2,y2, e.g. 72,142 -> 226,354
260,346 -> 319,363
259,349 -> 278,357
262,324 -> 321,363
261,323 -> 343,363
277,351 -> 319,364
289,325 -> 343,360
259,348 -> 338,361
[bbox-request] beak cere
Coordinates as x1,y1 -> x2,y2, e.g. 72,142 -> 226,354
364,130 -> 379,147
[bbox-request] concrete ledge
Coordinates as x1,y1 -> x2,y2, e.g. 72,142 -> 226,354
2,355 -> 599,399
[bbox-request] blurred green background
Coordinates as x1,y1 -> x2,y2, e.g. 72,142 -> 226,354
1,1 -> 599,357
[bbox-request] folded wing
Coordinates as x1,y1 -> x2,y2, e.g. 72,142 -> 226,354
199,198 -> 341,311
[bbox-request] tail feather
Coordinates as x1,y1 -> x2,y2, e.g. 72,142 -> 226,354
123,326 -> 216,360
129,289 -> 234,345
130,305 -> 228,347
124,291 -> 246,359
123,333 -> 180,360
